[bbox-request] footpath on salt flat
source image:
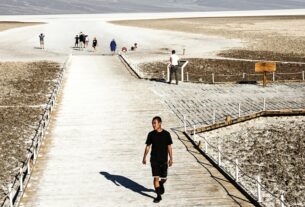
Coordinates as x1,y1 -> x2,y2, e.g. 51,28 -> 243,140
19,55 -> 253,207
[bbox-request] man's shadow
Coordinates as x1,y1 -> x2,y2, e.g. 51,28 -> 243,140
100,171 -> 155,199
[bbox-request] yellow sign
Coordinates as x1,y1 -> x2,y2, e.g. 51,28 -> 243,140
255,62 -> 276,73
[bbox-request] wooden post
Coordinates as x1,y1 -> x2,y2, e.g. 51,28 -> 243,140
263,71 -> 267,87
235,159 -> 239,182
20,168 -> 23,192
257,176 -> 262,202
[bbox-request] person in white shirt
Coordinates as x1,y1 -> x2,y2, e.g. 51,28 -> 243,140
168,50 -> 179,85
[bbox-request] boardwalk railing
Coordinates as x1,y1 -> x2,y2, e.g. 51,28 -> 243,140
183,101 -> 305,207
0,55 -> 71,207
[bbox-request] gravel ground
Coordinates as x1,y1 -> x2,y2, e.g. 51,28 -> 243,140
0,61 -> 61,203
199,116 -> 305,206
140,58 -> 305,83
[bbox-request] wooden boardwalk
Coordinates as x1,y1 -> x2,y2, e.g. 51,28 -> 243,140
19,56 -> 253,207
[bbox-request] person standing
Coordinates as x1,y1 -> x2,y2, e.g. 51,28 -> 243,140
142,116 -> 173,203
75,35 -> 79,48
110,39 -> 117,55
79,32 -> 84,49
85,35 -> 89,48
168,50 -> 180,85
92,37 -> 98,51
39,33 -> 45,49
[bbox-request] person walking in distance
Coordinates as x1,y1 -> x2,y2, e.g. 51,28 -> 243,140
39,33 -> 45,49
85,35 -> 89,48
92,37 -> 98,51
142,116 -> 173,203
110,39 -> 117,55
168,50 -> 180,85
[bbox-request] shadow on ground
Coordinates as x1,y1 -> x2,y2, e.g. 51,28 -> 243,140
100,171 -> 155,199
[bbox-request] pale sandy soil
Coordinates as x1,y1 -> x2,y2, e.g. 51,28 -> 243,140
0,21 -> 41,32
0,61 -> 61,203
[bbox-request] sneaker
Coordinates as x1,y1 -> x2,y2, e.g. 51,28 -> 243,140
153,195 -> 162,203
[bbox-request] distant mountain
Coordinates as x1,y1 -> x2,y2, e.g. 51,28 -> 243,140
0,0 -> 305,15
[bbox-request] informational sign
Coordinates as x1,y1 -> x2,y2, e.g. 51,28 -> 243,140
255,62 -> 276,73
255,62 -> 276,87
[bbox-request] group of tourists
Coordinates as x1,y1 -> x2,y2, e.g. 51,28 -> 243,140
74,32 -> 92,50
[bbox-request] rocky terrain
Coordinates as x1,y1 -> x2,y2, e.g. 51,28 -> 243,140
200,116 -> 305,206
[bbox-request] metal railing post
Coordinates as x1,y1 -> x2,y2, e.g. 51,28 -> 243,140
218,146 -> 221,166
27,154 -> 31,175
167,64 -> 170,83
193,125 -> 196,142
302,71 -> 305,81
212,73 -> 215,84
9,184 -> 13,207
186,72 -> 189,82
181,66 -> 184,82
183,115 -> 187,133
205,139 -> 208,153
272,72 -> 275,81
280,195 -> 285,207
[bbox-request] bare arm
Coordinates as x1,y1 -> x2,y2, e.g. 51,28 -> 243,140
142,145 -> 151,165
168,145 -> 173,167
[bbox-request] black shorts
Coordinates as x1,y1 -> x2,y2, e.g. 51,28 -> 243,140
151,162 -> 168,178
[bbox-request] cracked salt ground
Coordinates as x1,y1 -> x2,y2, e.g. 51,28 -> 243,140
149,81 -> 305,126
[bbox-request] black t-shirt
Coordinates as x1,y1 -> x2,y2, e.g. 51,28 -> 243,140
145,129 -> 173,163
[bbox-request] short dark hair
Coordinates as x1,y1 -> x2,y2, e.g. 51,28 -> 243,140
152,116 -> 162,123
172,50 -> 176,54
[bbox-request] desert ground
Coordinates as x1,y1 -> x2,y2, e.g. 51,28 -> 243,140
200,116 -> 305,206
0,61 -> 61,203
0,22 -> 41,32
113,16 -> 305,83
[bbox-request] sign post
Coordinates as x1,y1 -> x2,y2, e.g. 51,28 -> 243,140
255,62 -> 276,87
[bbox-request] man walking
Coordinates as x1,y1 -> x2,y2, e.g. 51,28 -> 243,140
110,39 -> 117,55
168,50 -> 180,85
142,116 -> 173,203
